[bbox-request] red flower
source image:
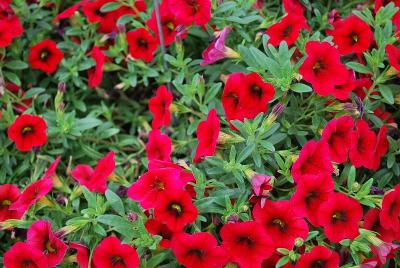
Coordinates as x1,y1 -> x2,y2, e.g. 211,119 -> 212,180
128,168 -> 184,209
321,115 -> 354,163
0,184 -> 22,222
6,82 -> 33,113
317,192 -> 363,243
3,242 -> 48,268
364,208 -> 396,242
146,130 -> 172,162
88,46 -> 105,88
253,200 -> 308,250
127,28 -> 158,63
331,69 -> 356,100
71,151 -> 115,193
250,174 -> 273,208
299,41 -> 348,97
266,13 -> 309,47
54,0 -> 88,22
220,221 -> 274,268
171,232 -> 227,268
7,114 -> 47,152
9,178 -> 53,214
292,174 -> 334,226
283,0 -> 305,15
354,77 -> 373,100
291,140 -> 333,182
221,72 -> 248,123
145,218 -> 176,248
386,44 -> 400,76
27,220 -> 68,267
149,85 -> 173,129
42,156 -> 61,180
328,15 -> 373,55
295,246 -> 340,268
349,120 -> 377,168
70,242 -> 90,268
194,109 -> 220,163
369,125 -> 389,170
262,252 -> 295,268
92,236 -> 140,268
28,39 -> 64,74
154,189 -> 198,231
380,185 -> 400,231
0,4 -> 23,47
374,108 -> 395,125
168,0 -> 211,26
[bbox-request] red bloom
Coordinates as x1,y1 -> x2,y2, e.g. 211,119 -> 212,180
380,185 -> 400,231
0,184 -> 22,222
386,44 -> 400,76
220,221 -> 274,268
369,125 -> 389,170
250,174 -> 273,207
92,236 -> 140,268
0,4 -> 23,48
317,192 -> 363,243
349,120 -> 377,168
321,115 -> 354,163
295,246 -> 340,268
253,200 -> 308,250
70,242 -> 90,268
364,208 -> 396,242
9,178 -> 53,214
168,0 -> 211,26
291,140 -> 333,182
154,189 -> 198,231
328,15 -> 373,55
283,0 -> 305,15
3,242 -> 48,268
128,168 -> 184,209
299,41 -> 348,97
88,46 -> 105,88
171,232 -> 227,268
27,220 -> 68,267
221,72 -> 248,123
71,151 -> 115,193
127,28 -> 158,63
54,0 -> 88,22
145,218 -> 176,248
194,109 -> 220,163
6,82 -> 33,113
292,174 -> 334,226
331,69 -> 356,100
28,39 -> 64,74
146,130 -> 172,162
374,108 -> 395,125
7,114 -> 47,152
354,77 -> 373,100
149,85 -> 173,129
266,13 -> 309,47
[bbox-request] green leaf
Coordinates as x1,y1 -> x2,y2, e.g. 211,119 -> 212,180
100,2 -> 122,12
3,71 -> 21,86
105,189 -> 125,216
5,60 -> 28,70
82,187 -> 97,209
291,83 -> 313,93
74,116 -> 102,132
379,85 -> 394,104
346,62 -> 372,74
347,166 -> 356,191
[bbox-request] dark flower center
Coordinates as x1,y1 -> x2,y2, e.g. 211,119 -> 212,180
272,218 -> 287,231
283,25 -> 293,37
226,92 -> 239,106
169,202 -> 183,216
185,0 -> 199,12
137,39 -> 148,48
21,259 -> 35,267
236,236 -> 255,248
109,255 -> 124,265
250,85 -> 263,98
332,210 -> 347,223
22,126 -> 33,135
311,260 -> 327,268
152,177 -> 165,190
45,240 -> 56,253
350,32 -> 359,44
40,50 -> 49,60
305,190 -> 318,207
187,249 -> 204,259
313,59 -> 325,74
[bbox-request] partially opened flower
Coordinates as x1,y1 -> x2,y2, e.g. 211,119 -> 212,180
194,109 -> 220,163
266,13 -> 309,47
349,120 -> 377,168
28,39 -> 64,74
4,242 -> 48,268
70,242 -> 90,268
146,130 -> 172,162
364,208 -> 396,242
88,46 -> 105,88
0,184 -> 22,222
6,82 -> 33,113
149,85 -> 173,129
168,0 -> 211,26
295,246 -> 340,268
54,0 -> 88,22
145,218 -> 176,248
250,174 -> 272,208
127,28 -> 158,63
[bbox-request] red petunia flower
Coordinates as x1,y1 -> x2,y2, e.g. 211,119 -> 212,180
299,41 -> 348,97
4,242 -> 48,268
92,236 -> 140,268
291,140 -> 333,182
328,15 -> 373,55
71,151 -> 115,193
349,120 -> 377,168
54,0 -> 89,22
27,220 -> 68,267
0,4 -> 23,48
380,185 -> 400,231
127,28 -> 158,63
88,46 -> 105,88
7,114 -> 47,152
145,218 -> 177,248
266,13 -> 309,47
127,168 -> 184,209
321,115 -> 354,163
354,77 -> 373,100
194,109 -> 220,163
6,82 -> 33,113
0,184 -> 22,222
295,246 -> 340,268
317,192 -> 363,243
331,69 -> 356,100
28,39 -> 64,74
148,85 -> 173,129
146,130 -> 172,162
9,178 -> 53,214
374,108 -> 395,125
154,189 -> 198,231
220,221 -> 274,268
369,125 -> 389,171
171,232 -> 227,268
168,0 -> 211,26
253,200 -> 308,250
221,72 -> 248,123
283,0 -> 305,16
292,174 -> 334,226
386,44 -> 400,76
70,242 -> 90,268
364,208 -> 396,242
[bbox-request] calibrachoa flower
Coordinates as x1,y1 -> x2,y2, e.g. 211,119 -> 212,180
70,242 -> 90,268
380,184 -> 400,231
364,208 -> 396,242
331,69 -> 356,100
88,46 -> 105,88
3,242 -> 48,268
194,109 -> 220,163
6,82 -> 33,113
250,174 -> 273,207
127,28 -> 158,63
145,218 -> 176,248
386,44 -> 400,76
92,236 -> 140,268
220,221 -> 274,268
28,39 -> 64,74
295,246 -> 340,268
7,114 -> 47,152
349,119 -> 377,168
146,129 -> 172,162
283,0 -> 305,15
370,125 -> 389,170
266,13 -> 309,47
149,85 -> 173,129
171,232 -> 227,268
0,184 -> 22,222
71,151 -> 115,193
317,192 -> 363,243
168,0 -> 211,26
0,3 -> 23,48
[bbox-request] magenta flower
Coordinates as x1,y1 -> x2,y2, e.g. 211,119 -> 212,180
251,174 -> 272,208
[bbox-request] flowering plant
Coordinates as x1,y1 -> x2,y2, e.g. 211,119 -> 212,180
1,0 -> 400,267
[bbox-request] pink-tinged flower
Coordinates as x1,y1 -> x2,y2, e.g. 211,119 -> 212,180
200,27 -> 239,66
4,242 -> 48,268
92,236 -> 140,268
250,174 -> 272,208
127,168 -> 184,209
88,46 -> 105,88
71,151 -> 115,193
168,0 -> 211,26
9,178 -> 53,214
349,120 -> 377,168
266,13 -> 309,47
70,242 -> 90,268
148,85 -> 173,129
371,240 -> 399,265
146,130 -> 172,162
0,184 -> 23,222
145,218 -> 177,248
27,220 -> 68,267
194,109 -> 220,163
